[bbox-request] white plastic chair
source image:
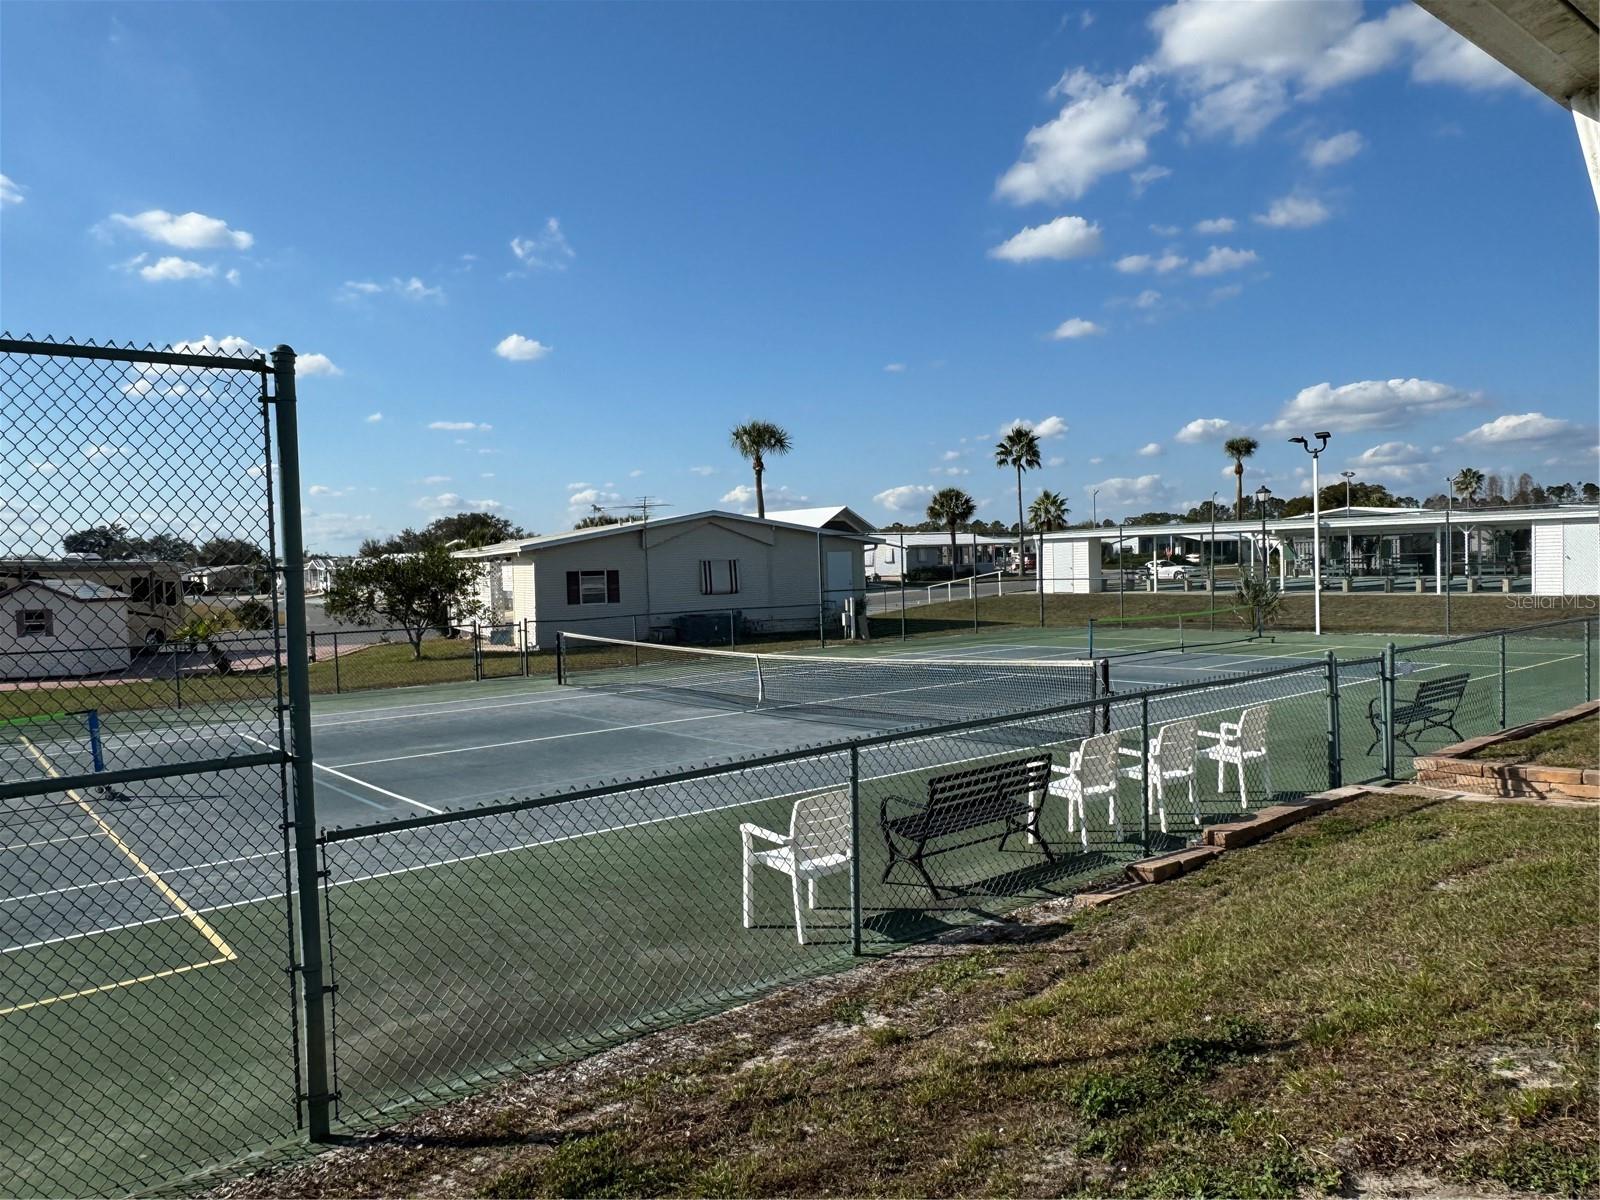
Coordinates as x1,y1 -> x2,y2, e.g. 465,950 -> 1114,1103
1199,705 -> 1271,807
1049,732 -> 1122,848
1118,717 -> 1199,834
741,789 -> 853,945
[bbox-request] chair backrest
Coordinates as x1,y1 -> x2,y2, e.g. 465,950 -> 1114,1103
1415,673 -> 1470,705
790,789 -> 852,862
1078,732 -> 1120,790
1155,718 -> 1198,770
1237,705 -> 1269,753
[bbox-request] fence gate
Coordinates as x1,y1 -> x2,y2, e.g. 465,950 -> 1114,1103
0,336 -> 321,1196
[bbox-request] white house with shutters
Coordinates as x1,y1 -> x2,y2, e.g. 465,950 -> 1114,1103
453,510 -> 873,649
0,579 -> 133,681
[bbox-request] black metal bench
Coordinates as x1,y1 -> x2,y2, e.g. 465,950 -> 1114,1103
880,754 -> 1052,899
1367,672 -> 1471,754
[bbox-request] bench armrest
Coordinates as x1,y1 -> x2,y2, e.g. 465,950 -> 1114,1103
739,823 -> 788,848
1117,746 -> 1142,758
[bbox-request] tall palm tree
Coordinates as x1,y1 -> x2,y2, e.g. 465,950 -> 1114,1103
728,421 -> 792,519
1452,467 -> 1484,505
1028,489 -> 1069,532
994,425 -> 1043,574
925,487 -> 977,577
1224,436 -> 1260,519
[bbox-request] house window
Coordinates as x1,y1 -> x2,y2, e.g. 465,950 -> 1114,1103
159,580 -> 178,606
566,569 -> 620,606
699,559 -> 739,595
16,608 -> 54,637
129,575 -> 152,603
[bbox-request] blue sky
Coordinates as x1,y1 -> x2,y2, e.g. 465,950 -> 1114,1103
3,0 -> 1595,551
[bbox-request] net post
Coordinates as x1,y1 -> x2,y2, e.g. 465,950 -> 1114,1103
849,743 -> 862,957
332,631 -> 341,694
1179,615 -> 1186,653
270,345 -> 332,1143
308,629 -> 317,664
1498,633 -> 1507,729
520,619 -> 529,677
555,631 -> 566,685
1139,693 -> 1151,854
728,608 -> 736,648
754,653 -> 767,705
1087,617 -> 1095,659
472,621 -> 482,682
1382,641 -> 1397,780
1325,650 -> 1341,789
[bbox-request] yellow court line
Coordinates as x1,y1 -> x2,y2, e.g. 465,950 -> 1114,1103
16,735 -> 237,965
0,955 -> 235,1017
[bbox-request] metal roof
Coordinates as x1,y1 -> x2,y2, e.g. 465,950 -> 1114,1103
454,509 -> 877,559
1041,504 -> 1600,542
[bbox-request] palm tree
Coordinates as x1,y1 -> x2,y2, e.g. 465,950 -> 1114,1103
729,420 -> 793,519
925,487 -> 977,577
1224,436 -> 1260,519
995,425 -> 1043,574
1452,467 -> 1484,506
1028,489 -> 1069,532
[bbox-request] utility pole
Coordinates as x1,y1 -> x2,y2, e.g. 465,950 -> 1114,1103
1289,433 -> 1332,636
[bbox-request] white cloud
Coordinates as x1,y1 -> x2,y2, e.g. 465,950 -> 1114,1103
1254,195 -> 1330,229
1209,283 -> 1245,302
482,472 -> 496,479
1193,216 -> 1235,234
688,465 -> 715,476
873,484 -> 937,512
341,277 -> 442,301
396,276 -> 441,300
884,362 -> 907,373
629,468 -> 644,478
989,215 -> 1104,262
1134,289 -> 1162,309
340,281 -> 383,297
721,484 -> 808,511
1305,130 -> 1365,167
1175,417 -> 1235,443
30,461 -> 57,475
510,218 -> 575,272
1138,442 -> 1163,456
1191,246 -> 1258,275
942,450 -> 962,461
494,333 -> 552,362
1186,75 -> 1291,143
1266,378 -> 1481,433
1348,441 -> 1433,484
139,256 -> 214,282
108,209 -> 253,250
1047,455 -> 1066,468
0,174 -> 23,204
225,268 -> 241,285
1051,317 -> 1104,340
297,353 -> 341,377
934,466 -> 971,476
421,474 -> 452,485
1456,412 -> 1578,446
417,493 -> 463,511
996,69 -> 1167,203
1130,165 -> 1172,194
1085,473 -> 1173,511
1089,456 -> 1104,465
364,412 -> 383,423
1115,251 -> 1187,274
1001,416 -> 1069,439
428,420 -> 493,432
566,482 -> 592,491
1149,223 -> 1180,237
308,484 -> 351,497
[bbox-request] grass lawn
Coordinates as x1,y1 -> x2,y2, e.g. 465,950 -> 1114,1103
1470,712 -> 1599,769
211,792 -> 1599,1199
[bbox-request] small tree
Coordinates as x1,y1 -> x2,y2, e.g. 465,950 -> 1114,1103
1028,489 -> 1069,533
729,420 -> 792,518
62,525 -> 133,558
995,425 -> 1043,574
234,597 -> 275,630
1232,569 -> 1281,635
925,487 -> 977,577
322,545 -> 486,660
1224,436 -> 1259,519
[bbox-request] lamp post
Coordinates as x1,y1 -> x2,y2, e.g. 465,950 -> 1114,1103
1254,485 -> 1272,582
1340,469 -> 1355,573
1443,480 -> 1453,635
1209,490 -> 1218,627
1091,488 -> 1099,527
1289,432 -> 1332,636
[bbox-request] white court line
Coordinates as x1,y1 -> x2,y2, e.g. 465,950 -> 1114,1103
239,733 -> 444,815
1,848 -> 280,907
1,830 -> 107,854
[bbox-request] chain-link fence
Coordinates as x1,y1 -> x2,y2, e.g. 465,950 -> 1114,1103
0,336 -> 322,1196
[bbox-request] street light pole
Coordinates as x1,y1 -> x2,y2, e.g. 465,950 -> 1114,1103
1209,490 -> 1218,628
1290,432 -> 1332,636
1091,488 -> 1099,527
1341,469 -> 1355,573
1443,481 -> 1453,635
1255,485 -> 1272,582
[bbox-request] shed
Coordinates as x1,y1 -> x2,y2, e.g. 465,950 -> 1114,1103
0,579 -> 133,681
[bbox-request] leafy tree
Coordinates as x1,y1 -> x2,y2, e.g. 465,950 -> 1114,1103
573,513 -> 641,529
322,544 -> 486,660
1582,483 -> 1600,504
995,425 -> 1043,573
1224,436 -> 1259,519
423,511 -> 525,548
128,533 -> 198,562
233,597 -> 275,630
1184,499 -> 1231,523
1451,467 -> 1484,505
925,487 -> 977,576
729,420 -> 792,519
62,525 -> 132,558
197,537 -> 267,566
1546,482 -> 1577,504
1028,489 -> 1070,532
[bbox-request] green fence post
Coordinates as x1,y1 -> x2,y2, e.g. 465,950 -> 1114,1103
1325,650 -> 1341,789
555,631 -> 566,685
173,642 -> 182,710
270,346 -> 332,1142
1087,618 -> 1095,659
472,621 -> 482,682
849,743 -> 862,957
1139,694 -> 1151,854
1382,641 -> 1397,781
1498,633 -> 1508,729
520,619 -> 529,677
308,629 -> 317,664
331,631 -> 341,694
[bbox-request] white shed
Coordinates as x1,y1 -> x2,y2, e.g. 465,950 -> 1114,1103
0,579 -> 133,681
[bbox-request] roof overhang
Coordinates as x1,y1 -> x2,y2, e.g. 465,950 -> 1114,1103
1413,0 -> 1599,110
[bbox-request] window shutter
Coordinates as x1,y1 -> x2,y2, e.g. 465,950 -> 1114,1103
730,560 -> 739,594
700,560 -> 710,594
566,571 -> 580,605
605,570 -> 621,604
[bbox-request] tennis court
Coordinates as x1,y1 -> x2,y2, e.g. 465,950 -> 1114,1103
3,618 -> 1593,1193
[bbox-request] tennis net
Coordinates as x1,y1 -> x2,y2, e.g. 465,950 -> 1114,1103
557,632 -> 1107,730
1086,610 -> 1266,660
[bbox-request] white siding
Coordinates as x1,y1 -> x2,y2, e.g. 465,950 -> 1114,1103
0,586 -> 131,680
1562,520 -> 1599,595
1042,539 -> 1097,594
1532,525 -> 1565,595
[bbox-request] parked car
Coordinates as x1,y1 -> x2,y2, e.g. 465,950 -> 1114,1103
1140,559 -> 1202,582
